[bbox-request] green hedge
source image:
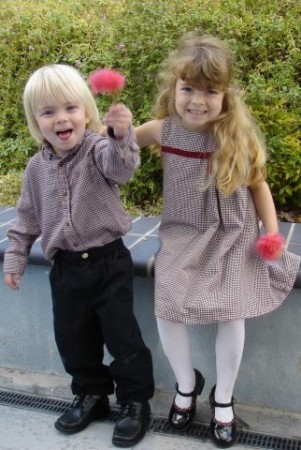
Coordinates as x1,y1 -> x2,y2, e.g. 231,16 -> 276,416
0,0 -> 300,210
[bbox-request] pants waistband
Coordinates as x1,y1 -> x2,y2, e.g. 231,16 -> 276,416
54,238 -> 124,263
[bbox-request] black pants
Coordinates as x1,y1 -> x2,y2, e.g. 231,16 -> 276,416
49,239 -> 154,402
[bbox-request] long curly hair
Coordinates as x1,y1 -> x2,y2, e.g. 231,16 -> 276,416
154,32 -> 267,196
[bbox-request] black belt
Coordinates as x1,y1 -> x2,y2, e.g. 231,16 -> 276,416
54,238 -> 124,263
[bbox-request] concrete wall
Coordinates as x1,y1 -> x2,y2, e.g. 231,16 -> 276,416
0,262 -> 300,413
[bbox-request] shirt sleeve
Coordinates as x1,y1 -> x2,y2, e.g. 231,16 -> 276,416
3,169 -> 41,275
93,125 -> 140,185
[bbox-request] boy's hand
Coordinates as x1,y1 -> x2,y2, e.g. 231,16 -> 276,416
102,104 -> 132,139
4,273 -> 22,290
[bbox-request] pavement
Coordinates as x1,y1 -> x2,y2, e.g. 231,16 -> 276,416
0,369 -> 301,450
0,402 -> 259,450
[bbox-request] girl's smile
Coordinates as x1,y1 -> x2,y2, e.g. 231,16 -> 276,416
175,79 -> 224,131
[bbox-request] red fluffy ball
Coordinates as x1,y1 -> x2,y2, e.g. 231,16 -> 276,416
255,232 -> 285,260
88,69 -> 126,94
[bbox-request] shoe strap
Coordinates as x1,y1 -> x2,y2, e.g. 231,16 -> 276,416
175,383 -> 194,397
212,397 -> 236,408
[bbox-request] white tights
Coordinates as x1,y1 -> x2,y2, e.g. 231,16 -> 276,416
157,317 -> 245,422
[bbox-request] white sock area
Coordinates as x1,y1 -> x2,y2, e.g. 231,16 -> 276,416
157,317 -> 195,409
214,318 -> 245,423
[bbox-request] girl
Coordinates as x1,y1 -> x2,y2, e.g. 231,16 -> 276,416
136,32 -> 300,448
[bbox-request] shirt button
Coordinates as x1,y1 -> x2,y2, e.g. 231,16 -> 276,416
81,252 -> 89,259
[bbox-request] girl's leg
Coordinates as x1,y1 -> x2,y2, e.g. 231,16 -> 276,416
157,317 -> 195,409
214,318 -> 245,422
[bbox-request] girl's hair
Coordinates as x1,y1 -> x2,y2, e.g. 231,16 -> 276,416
155,32 -> 267,195
23,64 -> 103,144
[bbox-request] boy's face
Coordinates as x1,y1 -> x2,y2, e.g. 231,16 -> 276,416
175,79 -> 224,131
34,100 -> 89,157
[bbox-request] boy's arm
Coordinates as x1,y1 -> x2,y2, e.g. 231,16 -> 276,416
3,170 -> 40,280
93,104 -> 140,184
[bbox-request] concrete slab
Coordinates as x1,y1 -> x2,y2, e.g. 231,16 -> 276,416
0,403 -> 218,450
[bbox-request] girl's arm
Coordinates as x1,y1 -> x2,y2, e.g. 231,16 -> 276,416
250,181 -> 285,259
250,181 -> 279,233
135,120 -> 163,147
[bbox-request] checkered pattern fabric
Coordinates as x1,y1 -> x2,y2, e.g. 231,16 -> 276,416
154,116 -> 300,324
4,128 -> 139,274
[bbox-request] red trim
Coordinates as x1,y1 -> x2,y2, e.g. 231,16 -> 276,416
161,145 -> 211,160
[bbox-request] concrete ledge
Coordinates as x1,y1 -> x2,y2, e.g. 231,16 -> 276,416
0,207 -> 161,278
0,206 -> 300,284
0,206 -> 301,417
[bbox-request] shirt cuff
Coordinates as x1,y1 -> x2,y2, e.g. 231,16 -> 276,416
109,125 -> 140,167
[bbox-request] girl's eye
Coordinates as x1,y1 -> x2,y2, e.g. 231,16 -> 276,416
208,89 -> 219,95
181,86 -> 193,92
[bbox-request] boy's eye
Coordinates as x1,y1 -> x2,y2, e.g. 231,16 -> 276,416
67,104 -> 77,111
41,109 -> 54,116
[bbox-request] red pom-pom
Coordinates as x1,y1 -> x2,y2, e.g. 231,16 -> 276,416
255,232 -> 285,260
88,69 -> 126,94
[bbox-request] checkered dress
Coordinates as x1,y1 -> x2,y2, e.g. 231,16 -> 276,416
154,116 -> 300,324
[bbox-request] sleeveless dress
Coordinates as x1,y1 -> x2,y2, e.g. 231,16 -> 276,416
154,116 -> 300,324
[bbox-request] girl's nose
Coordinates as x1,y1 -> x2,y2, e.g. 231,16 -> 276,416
192,92 -> 205,104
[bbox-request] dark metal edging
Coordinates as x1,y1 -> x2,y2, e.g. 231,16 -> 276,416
0,389 -> 300,449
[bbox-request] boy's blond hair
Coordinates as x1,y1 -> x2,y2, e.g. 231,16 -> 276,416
23,64 -> 103,144
155,32 -> 267,196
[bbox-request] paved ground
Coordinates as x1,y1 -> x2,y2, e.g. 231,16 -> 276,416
0,368 -> 301,450
0,403 -> 249,450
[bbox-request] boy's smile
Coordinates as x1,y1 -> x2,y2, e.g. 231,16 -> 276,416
34,101 -> 88,157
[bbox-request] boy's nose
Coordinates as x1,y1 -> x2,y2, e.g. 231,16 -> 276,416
55,111 -> 68,122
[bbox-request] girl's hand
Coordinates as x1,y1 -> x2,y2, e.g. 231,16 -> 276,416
4,273 -> 22,290
102,104 -> 132,139
256,232 -> 285,260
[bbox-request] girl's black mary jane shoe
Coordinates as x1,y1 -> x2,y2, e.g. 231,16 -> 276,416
209,385 -> 237,448
168,368 -> 205,430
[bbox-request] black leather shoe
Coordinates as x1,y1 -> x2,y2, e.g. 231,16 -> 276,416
209,385 -> 237,448
112,401 -> 150,447
55,393 -> 110,434
168,368 -> 205,430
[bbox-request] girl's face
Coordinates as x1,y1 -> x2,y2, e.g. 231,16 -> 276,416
34,99 -> 89,157
175,79 -> 224,131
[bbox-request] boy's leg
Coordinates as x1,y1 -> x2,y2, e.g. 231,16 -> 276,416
97,242 -> 154,447
49,256 -> 114,434
49,260 -> 114,396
